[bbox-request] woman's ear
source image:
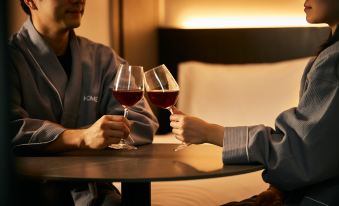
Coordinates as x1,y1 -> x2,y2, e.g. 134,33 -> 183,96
24,0 -> 37,11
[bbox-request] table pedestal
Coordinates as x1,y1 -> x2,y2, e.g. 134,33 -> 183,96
122,182 -> 151,206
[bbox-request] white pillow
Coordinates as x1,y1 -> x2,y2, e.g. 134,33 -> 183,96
177,58 -> 310,127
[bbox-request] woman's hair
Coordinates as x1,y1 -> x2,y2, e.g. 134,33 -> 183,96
319,25 -> 339,53
20,0 -> 31,15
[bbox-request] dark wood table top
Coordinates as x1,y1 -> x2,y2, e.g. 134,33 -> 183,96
15,144 -> 263,182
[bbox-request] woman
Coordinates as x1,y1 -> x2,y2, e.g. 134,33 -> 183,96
170,0 -> 339,205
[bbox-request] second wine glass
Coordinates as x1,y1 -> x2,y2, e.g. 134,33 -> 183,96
109,64 -> 144,150
144,64 -> 190,151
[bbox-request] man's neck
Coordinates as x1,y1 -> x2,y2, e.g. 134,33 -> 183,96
31,17 -> 70,56
43,31 -> 70,56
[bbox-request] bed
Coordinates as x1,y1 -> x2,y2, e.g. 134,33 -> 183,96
155,27 -> 329,133
151,27 -> 330,205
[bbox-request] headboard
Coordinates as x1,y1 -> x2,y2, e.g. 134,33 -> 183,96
156,27 -> 330,134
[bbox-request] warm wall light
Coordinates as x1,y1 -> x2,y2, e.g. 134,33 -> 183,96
159,0 -> 327,29
181,16 -> 324,29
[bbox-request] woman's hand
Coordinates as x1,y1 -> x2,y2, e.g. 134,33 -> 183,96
222,186 -> 284,206
254,186 -> 284,206
169,107 -> 224,146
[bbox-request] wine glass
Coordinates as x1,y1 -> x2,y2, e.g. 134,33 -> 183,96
144,64 -> 190,152
109,64 -> 144,150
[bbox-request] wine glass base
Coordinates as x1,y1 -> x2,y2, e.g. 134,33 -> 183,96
109,143 -> 137,150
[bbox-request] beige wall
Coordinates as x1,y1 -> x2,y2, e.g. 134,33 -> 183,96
123,0 -> 159,69
75,0 -> 111,47
8,0 -> 27,35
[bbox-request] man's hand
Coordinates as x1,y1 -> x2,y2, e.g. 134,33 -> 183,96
44,115 -> 131,152
80,115 -> 131,149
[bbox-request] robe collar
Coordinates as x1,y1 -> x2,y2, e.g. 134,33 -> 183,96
20,18 -> 83,127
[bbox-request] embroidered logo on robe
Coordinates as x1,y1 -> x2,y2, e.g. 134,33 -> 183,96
83,95 -> 98,102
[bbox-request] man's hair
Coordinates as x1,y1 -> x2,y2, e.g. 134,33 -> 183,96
20,0 -> 31,15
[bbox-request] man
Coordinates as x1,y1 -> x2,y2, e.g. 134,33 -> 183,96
9,0 -> 158,205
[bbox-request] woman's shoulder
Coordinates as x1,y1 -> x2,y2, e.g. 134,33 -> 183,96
317,41 -> 339,62
310,41 -> 339,82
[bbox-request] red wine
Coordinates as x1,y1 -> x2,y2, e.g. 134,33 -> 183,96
112,90 -> 143,107
147,90 -> 179,109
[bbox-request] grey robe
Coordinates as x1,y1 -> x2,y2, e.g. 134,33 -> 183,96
9,18 -> 158,205
222,41 -> 339,205
9,18 -> 158,150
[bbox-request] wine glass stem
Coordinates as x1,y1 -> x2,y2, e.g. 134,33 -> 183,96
123,107 -> 128,117
123,107 -> 135,143
168,107 -> 174,114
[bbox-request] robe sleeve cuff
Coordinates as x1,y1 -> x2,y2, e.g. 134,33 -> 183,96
222,126 -> 250,164
30,121 -> 66,144
14,121 -> 66,150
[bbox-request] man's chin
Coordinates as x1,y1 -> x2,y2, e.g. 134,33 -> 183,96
66,22 -> 82,30
73,23 -> 81,29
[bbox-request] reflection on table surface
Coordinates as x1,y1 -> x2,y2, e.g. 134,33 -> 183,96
16,144 -> 263,182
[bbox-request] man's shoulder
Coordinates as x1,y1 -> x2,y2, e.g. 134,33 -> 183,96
74,35 -> 125,66
8,32 -> 22,48
8,20 -> 32,50
75,35 -> 113,54
7,32 -> 26,60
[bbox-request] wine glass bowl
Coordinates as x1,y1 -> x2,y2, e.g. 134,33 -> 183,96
144,64 -> 179,114
109,64 -> 144,150
112,90 -> 144,107
144,64 -> 189,151
147,90 -> 179,113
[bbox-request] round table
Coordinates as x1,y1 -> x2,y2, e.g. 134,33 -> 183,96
16,144 -> 263,205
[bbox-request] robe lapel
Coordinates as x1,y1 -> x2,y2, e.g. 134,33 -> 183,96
22,19 -> 82,127
61,31 -> 83,127
23,19 -> 68,105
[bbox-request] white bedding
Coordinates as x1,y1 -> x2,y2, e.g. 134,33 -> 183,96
178,58 -> 309,127
151,57 -> 311,205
